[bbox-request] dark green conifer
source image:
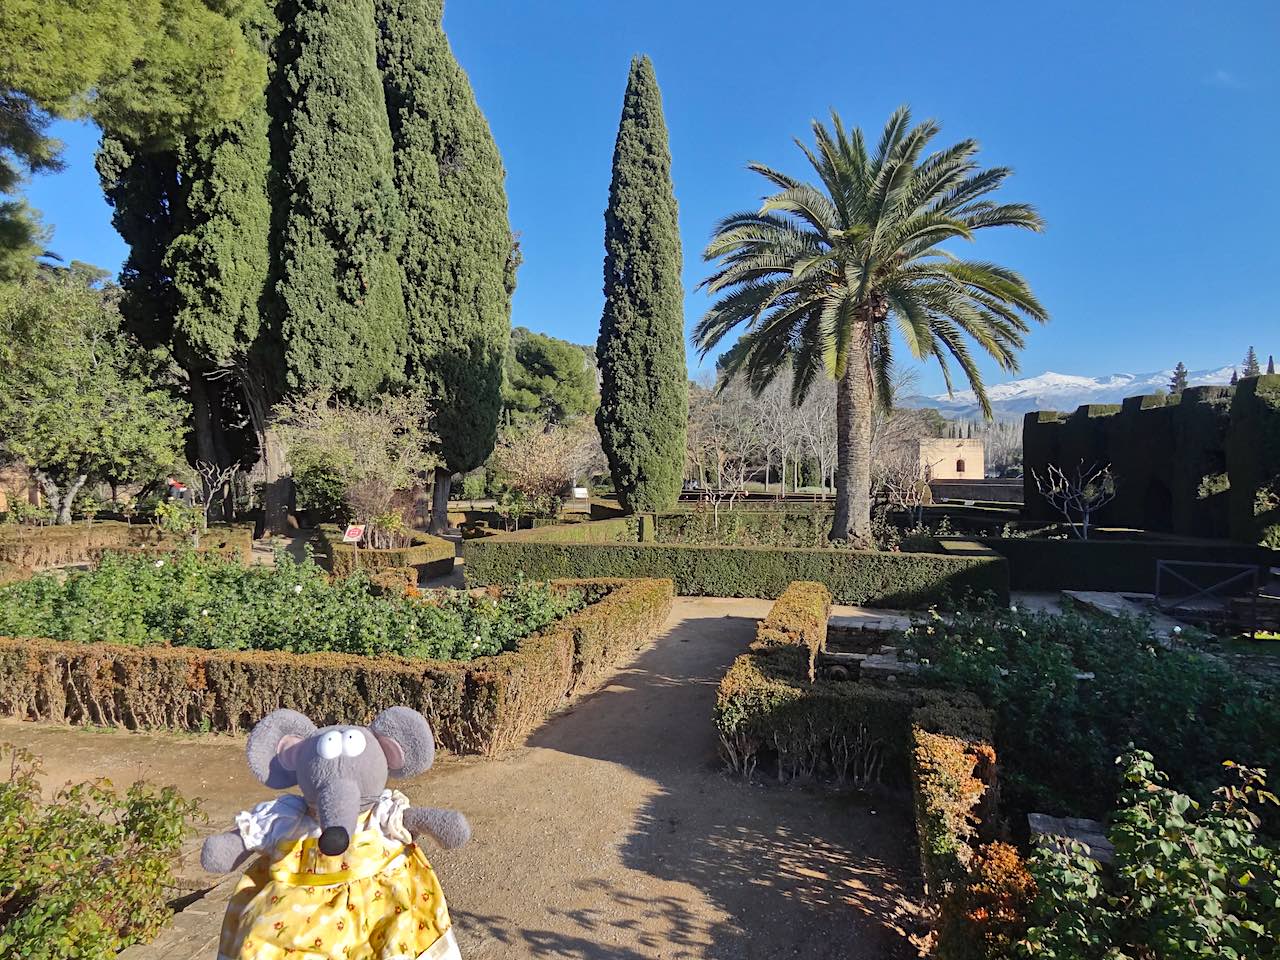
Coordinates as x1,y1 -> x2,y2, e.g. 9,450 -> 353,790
376,0 -> 516,528
1169,361 -> 1189,394
1242,346 -> 1261,378
274,0 -> 406,400
1268,355 -> 1276,376
595,55 -> 688,513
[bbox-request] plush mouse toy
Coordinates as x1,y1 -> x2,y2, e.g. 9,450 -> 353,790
201,707 -> 471,960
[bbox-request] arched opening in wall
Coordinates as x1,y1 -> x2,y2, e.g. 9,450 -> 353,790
955,459 -> 966,475
1142,477 -> 1173,532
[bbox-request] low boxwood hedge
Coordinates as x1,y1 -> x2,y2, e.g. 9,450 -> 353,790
467,525 -> 1008,606
750,580 -> 831,681
967,535 -> 1277,593
0,521 -> 133,568
319,525 -> 455,579
0,521 -> 256,569
0,577 -> 672,754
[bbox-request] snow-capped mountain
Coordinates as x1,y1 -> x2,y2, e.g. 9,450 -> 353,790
903,365 -> 1239,420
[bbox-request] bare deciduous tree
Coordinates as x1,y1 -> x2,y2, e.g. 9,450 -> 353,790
1033,461 -> 1118,540
193,460 -> 240,531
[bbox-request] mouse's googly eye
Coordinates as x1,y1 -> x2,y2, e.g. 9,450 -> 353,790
317,731 -> 343,760
343,729 -> 366,758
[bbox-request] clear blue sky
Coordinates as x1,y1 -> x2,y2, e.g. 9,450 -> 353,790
24,0 -> 1280,395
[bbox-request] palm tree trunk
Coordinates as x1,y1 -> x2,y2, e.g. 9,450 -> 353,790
830,328 -> 874,545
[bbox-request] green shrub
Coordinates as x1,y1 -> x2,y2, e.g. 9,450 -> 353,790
319,525 -> 454,578
911,599 -> 1280,820
0,743 -> 200,960
910,701 -> 997,901
0,521 -> 133,568
654,510 -> 832,548
0,578 -> 673,753
1020,750 -> 1280,960
0,550 -> 579,661
751,580 -> 831,681
467,524 -> 1008,606
714,647 -> 983,785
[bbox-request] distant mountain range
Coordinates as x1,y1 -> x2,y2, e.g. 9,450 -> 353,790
903,364 -> 1240,420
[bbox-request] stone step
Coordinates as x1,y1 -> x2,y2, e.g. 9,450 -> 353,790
1028,812 -> 1114,865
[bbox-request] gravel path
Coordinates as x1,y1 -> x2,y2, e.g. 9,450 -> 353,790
6,597 -> 921,959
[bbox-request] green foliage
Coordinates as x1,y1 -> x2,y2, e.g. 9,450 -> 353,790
696,108 -> 1046,542
274,0 -> 406,401
1170,361 -> 1190,394
465,522 -> 1009,605
276,391 -> 437,544
379,0 -> 515,475
596,56 -> 688,513
504,328 -> 597,426
911,599 -> 1280,820
0,743 -> 200,959
1021,751 -> 1280,960
0,549 -> 579,662
0,274 -> 187,520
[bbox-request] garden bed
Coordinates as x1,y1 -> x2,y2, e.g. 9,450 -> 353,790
318,523 -> 454,579
0,552 -> 673,753
465,517 -> 1009,606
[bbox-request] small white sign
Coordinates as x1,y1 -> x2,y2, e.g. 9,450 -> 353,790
572,486 -> 589,500
342,524 -> 366,544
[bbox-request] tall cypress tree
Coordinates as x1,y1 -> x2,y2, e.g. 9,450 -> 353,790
377,0 -> 516,530
274,0 -> 406,402
596,55 -> 688,513
1169,361 -> 1189,393
1268,355 -> 1276,376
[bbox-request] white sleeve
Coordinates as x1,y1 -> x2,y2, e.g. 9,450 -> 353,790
371,789 -> 413,844
234,794 -> 312,852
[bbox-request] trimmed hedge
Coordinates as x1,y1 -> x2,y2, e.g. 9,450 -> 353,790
0,560 -> 32,587
750,580 -> 831,681
714,644 -> 985,785
0,522 -> 132,568
968,535 -> 1277,593
910,698 -> 996,899
1227,373 -> 1280,547
320,525 -> 455,579
0,577 -> 674,755
467,524 -> 1009,606
118,523 -> 255,565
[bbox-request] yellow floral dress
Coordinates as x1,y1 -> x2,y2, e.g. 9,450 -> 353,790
217,791 -> 461,960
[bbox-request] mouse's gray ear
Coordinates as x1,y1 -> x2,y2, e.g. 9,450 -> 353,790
247,709 -> 317,788
370,706 -> 435,778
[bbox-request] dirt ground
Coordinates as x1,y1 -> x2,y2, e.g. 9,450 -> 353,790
3,597 -> 922,960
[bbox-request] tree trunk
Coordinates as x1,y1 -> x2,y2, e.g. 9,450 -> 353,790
830,327 -> 874,545
429,466 -> 452,534
189,371 -> 234,522
36,472 -> 88,525
242,372 -> 292,537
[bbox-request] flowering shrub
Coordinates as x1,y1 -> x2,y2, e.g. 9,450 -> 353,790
1020,751 -> 1280,959
0,744 -> 200,959
910,599 -> 1279,819
0,549 -> 582,661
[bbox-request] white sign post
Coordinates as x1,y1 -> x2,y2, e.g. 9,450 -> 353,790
343,524 -> 366,570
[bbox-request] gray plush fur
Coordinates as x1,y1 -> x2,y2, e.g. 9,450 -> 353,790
201,707 -> 470,874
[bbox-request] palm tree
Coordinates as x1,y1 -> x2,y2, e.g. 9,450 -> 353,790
695,107 -> 1048,544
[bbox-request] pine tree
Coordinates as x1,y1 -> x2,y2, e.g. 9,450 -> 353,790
376,0 -> 516,530
1231,369 -> 1239,386
1169,361 -> 1189,393
1242,346 -> 1261,378
596,55 -> 688,513
1268,355 -> 1276,376
274,0 -> 406,402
